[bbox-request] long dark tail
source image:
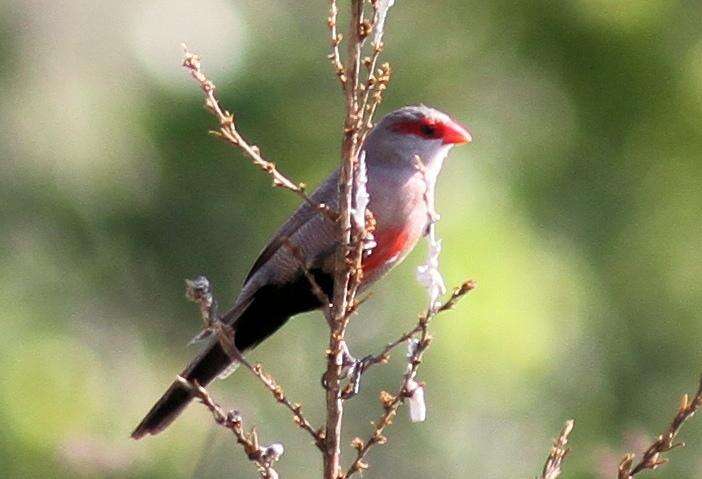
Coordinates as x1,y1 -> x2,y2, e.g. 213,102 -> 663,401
131,271 -> 333,440
130,308 -> 291,440
131,339 -> 233,439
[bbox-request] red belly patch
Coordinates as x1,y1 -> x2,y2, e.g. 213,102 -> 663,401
362,226 -> 412,274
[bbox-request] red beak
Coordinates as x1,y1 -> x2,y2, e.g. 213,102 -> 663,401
442,119 -> 472,145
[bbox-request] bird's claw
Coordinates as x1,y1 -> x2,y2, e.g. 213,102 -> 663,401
340,354 -> 373,399
321,344 -> 372,399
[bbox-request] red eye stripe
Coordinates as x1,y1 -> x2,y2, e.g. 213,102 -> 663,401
390,117 -> 472,144
391,118 -> 444,140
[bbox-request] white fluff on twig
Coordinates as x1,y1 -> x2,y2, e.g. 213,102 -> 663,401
262,443 -> 285,463
405,340 -> 426,422
415,158 -> 446,311
405,378 -> 426,423
374,0 -> 396,44
416,223 -> 446,311
408,157 -> 447,423
353,151 -> 376,253
352,151 -> 370,231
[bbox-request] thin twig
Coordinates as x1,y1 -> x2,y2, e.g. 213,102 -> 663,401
344,141 -> 461,476
358,62 -> 391,143
323,0 -> 366,476
281,238 -> 333,322
185,276 -> 324,450
344,0 -> 364,115
327,0 -> 346,87
350,280 -> 475,378
181,45 -> 336,222
618,376 -> 702,478
217,320 -> 325,451
343,280 -> 476,478
357,0 -> 393,141
243,358 -> 326,451
540,420 -> 575,479
176,376 -> 283,479
345,152 -> 376,314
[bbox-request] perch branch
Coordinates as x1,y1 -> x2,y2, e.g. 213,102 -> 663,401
176,376 -> 283,479
324,1 -> 398,473
358,0 -> 393,140
343,280 -> 476,478
323,0 -> 367,477
181,45 -> 336,222
327,0 -> 346,87
185,276 -> 324,450
539,420 -> 575,479
618,375 -> 702,478
349,279 -> 476,378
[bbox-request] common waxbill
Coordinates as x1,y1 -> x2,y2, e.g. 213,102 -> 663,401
131,105 -> 471,439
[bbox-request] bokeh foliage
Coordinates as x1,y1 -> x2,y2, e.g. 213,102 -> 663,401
2,1 -> 702,477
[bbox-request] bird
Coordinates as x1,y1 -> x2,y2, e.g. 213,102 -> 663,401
131,105 -> 471,439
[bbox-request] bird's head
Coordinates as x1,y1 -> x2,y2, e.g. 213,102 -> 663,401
364,105 -> 471,169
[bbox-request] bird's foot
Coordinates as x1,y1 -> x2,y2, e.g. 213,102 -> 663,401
340,354 -> 373,399
320,341 -> 369,398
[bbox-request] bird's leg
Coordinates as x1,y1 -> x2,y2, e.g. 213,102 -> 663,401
338,341 -> 356,379
340,353 -> 376,399
321,340 -> 357,392
321,338 -> 396,399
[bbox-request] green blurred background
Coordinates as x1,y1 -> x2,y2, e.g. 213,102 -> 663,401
2,0 -> 702,477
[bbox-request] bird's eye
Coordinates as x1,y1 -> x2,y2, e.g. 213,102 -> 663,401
420,123 -> 437,137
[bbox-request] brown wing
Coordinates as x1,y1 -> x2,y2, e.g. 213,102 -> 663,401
243,169 -> 339,285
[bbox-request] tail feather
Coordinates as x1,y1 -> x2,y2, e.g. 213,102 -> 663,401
131,341 -> 232,439
131,271 -> 333,440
